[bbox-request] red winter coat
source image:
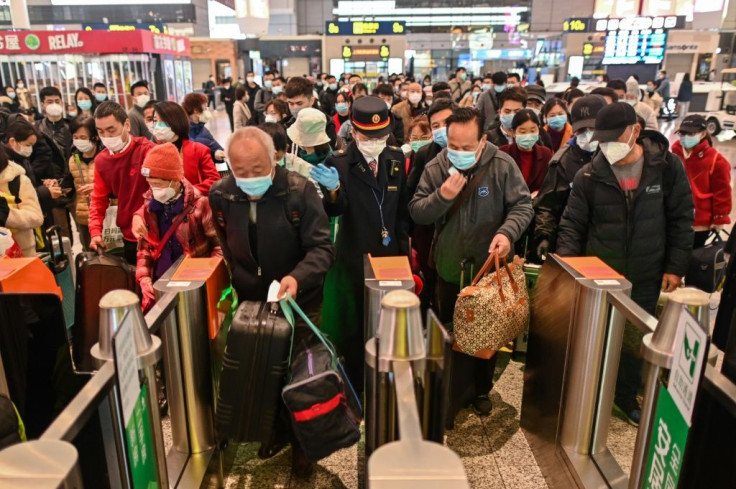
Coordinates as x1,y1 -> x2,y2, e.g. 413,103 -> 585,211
672,139 -> 731,228
181,139 -> 220,194
499,142 -> 553,194
135,179 -> 222,285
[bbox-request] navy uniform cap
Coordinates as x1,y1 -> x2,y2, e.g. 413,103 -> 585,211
351,96 -> 392,138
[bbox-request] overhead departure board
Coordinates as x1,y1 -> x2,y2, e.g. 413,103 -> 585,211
602,29 -> 667,65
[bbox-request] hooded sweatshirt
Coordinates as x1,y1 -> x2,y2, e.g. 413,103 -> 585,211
626,77 -> 658,130
0,161 -> 43,257
409,142 -> 534,285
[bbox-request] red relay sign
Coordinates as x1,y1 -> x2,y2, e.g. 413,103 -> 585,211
0,30 -> 190,56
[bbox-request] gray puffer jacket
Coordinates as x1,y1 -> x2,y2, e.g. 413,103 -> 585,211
409,142 -> 534,285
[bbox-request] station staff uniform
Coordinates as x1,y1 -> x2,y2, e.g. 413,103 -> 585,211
319,96 -> 411,391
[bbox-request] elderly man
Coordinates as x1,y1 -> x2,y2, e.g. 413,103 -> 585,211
409,107 -> 533,422
391,81 -> 429,142
208,127 -> 333,477
209,126 -> 333,313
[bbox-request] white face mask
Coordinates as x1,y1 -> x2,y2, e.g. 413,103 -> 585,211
246,76 -> 255,83
358,137 -> 387,160
100,134 -> 127,153
153,125 -> 176,143
17,144 -> 33,158
73,139 -> 96,154
146,121 -> 155,133
599,129 -> 635,165
575,130 -> 598,153
624,98 -> 637,107
199,109 -> 213,123
45,103 -> 63,118
408,92 -> 422,105
135,94 -> 150,108
152,185 -> 179,203
264,114 -> 279,123
384,100 -> 392,110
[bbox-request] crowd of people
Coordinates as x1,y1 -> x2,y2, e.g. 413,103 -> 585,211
0,66 -> 731,477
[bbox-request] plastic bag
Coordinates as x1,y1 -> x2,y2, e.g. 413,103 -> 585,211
102,205 -> 124,251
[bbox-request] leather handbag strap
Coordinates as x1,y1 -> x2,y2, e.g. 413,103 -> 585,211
470,251 -> 521,302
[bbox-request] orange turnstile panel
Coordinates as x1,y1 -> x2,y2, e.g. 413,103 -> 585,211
171,255 -> 230,339
0,257 -> 62,299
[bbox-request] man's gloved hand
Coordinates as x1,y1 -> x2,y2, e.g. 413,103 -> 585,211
0,196 -> 9,227
536,239 -> 550,260
310,164 -> 340,191
140,277 -> 156,312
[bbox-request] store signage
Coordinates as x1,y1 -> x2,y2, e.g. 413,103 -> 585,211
0,30 -> 190,56
562,16 -> 685,33
326,21 -> 406,36
342,45 -> 391,59
82,23 -> 169,34
666,44 -> 702,53
583,43 -> 605,56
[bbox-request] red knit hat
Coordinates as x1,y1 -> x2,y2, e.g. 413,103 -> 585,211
141,143 -> 183,181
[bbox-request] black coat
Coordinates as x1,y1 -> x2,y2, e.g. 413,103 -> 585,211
533,141 -> 594,250
208,166 -> 333,312
407,141 -> 443,199
557,131 -> 694,285
319,88 -> 338,117
220,87 -> 235,111
319,142 -> 411,388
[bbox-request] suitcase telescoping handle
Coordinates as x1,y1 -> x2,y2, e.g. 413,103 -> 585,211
44,225 -> 69,273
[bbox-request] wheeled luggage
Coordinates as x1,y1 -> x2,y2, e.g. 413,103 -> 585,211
215,301 -> 291,444
42,226 -> 75,332
72,250 -> 137,373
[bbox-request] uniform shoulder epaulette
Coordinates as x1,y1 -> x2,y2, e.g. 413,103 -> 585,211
334,149 -> 347,155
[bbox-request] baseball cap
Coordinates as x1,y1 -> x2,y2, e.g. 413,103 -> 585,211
676,114 -> 707,134
570,95 -> 608,132
526,85 -> 546,105
591,102 -> 637,143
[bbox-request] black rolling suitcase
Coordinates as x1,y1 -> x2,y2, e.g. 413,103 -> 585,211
215,300 -> 291,444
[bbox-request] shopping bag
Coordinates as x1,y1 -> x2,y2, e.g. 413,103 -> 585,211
453,251 -> 529,358
279,295 -> 362,462
102,205 -> 124,251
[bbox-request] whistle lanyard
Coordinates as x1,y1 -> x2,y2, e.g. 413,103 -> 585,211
371,187 -> 391,246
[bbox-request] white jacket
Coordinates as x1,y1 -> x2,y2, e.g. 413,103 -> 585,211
0,161 -> 43,257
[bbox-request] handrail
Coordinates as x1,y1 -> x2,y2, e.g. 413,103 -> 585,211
606,289 -> 658,335
40,291 -> 179,442
41,361 -> 115,441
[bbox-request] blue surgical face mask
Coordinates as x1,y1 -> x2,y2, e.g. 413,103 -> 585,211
265,80 -> 273,89
481,83 -> 491,91
680,134 -> 701,150
68,111 -> 77,118
235,173 -> 273,197
329,83 -> 338,91
447,145 -> 479,171
7,92 -> 16,99
432,127 -> 447,148
500,113 -> 515,130
78,100 -> 92,111
272,85 -> 283,95
95,93 -> 107,102
547,115 -> 567,130
335,103 -> 349,115
494,84 -> 506,93
515,133 -> 539,151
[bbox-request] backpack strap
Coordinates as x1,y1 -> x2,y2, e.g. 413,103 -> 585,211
282,171 -> 307,229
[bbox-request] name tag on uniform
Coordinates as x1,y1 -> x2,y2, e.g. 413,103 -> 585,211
387,186 -> 398,192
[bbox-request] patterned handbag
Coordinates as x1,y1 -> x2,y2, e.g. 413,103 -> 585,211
453,251 -> 530,358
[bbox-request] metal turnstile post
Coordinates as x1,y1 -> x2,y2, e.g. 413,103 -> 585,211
0,440 -> 83,488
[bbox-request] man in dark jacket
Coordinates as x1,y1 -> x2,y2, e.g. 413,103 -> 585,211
557,102 -> 693,423
220,78 -> 235,132
209,126 -> 333,314
409,107 -> 533,421
244,71 -> 260,115
33,86 -> 73,241
319,74 -> 339,117
312,96 -> 410,392
534,95 -> 608,259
